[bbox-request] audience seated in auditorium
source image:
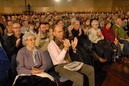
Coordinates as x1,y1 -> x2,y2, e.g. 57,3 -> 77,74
48,25 -> 95,86
66,19 -> 107,64
102,20 -> 122,58
1,10 -> 129,86
112,17 -> 129,57
89,20 -> 113,62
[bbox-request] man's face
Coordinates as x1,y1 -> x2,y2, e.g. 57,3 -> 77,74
12,23 -> 21,35
57,21 -> 64,28
117,18 -> 122,26
74,20 -> 80,30
40,24 -> 46,32
53,26 -> 64,40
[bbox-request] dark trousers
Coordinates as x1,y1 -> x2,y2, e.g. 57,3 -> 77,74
93,40 -> 113,60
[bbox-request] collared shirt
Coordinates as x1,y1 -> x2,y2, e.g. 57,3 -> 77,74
48,40 -> 67,65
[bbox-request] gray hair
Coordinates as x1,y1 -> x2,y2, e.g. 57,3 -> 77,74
91,20 -> 98,26
22,32 -> 36,46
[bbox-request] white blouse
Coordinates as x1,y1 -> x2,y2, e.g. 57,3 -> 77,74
88,28 -> 104,43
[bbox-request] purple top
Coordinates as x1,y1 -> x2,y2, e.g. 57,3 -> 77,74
16,47 -> 47,74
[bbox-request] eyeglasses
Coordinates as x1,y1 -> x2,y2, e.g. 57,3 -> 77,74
12,26 -> 21,29
26,38 -> 36,41
94,24 -> 99,26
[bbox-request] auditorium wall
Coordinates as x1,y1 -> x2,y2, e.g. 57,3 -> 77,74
0,0 -> 129,13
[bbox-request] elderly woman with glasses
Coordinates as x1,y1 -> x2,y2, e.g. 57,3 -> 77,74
14,32 -> 56,86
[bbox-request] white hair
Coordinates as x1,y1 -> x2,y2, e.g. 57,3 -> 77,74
91,20 -> 98,26
22,32 -> 36,46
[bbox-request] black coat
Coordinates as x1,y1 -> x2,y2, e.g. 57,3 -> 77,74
4,34 -> 24,59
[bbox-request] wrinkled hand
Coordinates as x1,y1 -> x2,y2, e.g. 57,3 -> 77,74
31,67 -> 43,74
71,37 -> 78,50
96,31 -> 102,37
63,39 -> 71,51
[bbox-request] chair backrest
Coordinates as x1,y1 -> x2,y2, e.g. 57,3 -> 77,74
43,50 -> 54,71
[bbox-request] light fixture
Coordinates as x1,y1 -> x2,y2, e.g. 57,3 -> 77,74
54,0 -> 60,2
68,0 -> 71,2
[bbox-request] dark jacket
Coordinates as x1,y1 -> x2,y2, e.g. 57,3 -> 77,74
5,34 -> 24,60
0,47 -> 10,80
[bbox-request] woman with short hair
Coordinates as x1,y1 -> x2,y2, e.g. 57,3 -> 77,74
15,32 -> 56,86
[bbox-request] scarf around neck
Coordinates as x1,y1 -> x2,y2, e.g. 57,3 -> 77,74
54,37 -> 71,63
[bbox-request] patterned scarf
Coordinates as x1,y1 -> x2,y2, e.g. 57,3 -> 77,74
54,37 -> 71,63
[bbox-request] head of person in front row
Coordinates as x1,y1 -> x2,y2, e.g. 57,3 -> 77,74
16,32 -> 47,75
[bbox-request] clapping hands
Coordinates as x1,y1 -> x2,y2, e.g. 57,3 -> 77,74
63,37 -> 78,51
71,37 -> 78,50
63,39 -> 71,51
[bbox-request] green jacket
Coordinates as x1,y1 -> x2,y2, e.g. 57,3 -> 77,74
112,25 -> 126,39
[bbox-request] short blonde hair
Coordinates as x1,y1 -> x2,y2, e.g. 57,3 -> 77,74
22,32 -> 36,46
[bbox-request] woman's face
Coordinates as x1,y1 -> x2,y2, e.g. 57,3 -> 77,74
106,23 -> 111,29
92,22 -> 99,30
85,20 -> 90,25
40,24 -> 46,32
26,35 -> 36,49
7,27 -> 13,33
57,21 -> 64,28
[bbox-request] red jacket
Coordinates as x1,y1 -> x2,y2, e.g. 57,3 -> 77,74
102,27 -> 116,42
